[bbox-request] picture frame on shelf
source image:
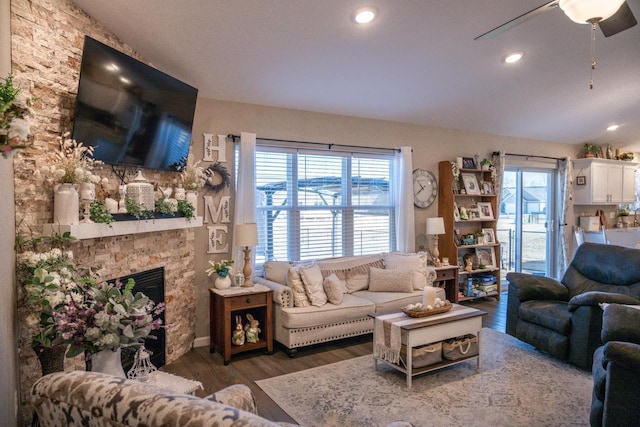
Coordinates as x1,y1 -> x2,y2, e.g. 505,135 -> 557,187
482,181 -> 494,195
468,208 -> 480,219
475,247 -> 496,268
482,228 -> 496,244
453,202 -> 461,221
462,157 -> 476,169
461,173 -> 481,195
477,202 -> 494,219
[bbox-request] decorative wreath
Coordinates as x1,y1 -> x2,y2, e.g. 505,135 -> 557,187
205,162 -> 231,193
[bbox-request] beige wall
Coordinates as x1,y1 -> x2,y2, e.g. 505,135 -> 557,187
190,98 -> 579,339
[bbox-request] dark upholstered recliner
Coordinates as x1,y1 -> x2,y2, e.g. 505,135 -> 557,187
506,243 -> 640,370
591,304 -> 640,427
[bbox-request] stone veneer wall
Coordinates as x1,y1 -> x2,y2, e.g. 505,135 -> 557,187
11,0 -> 197,424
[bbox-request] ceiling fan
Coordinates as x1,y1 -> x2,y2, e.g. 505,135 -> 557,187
475,0 -> 637,41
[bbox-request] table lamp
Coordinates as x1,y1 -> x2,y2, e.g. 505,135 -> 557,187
235,223 -> 259,287
426,217 -> 446,267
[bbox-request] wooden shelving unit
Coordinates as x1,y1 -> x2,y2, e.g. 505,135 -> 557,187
438,161 -> 501,302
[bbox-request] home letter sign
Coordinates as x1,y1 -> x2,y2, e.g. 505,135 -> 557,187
203,133 -> 227,162
208,225 -> 229,253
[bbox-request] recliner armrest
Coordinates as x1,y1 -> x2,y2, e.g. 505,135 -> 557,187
568,292 -> 640,312
506,272 -> 569,302
601,341 -> 640,373
601,303 -> 640,345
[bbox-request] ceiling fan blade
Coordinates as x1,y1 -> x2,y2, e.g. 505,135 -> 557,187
598,1 -> 637,37
474,1 -> 559,41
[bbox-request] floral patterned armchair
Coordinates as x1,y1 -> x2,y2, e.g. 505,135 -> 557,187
32,371 -> 297,427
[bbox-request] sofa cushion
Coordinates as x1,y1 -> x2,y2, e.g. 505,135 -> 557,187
515,320 -> 570,360
316,254 -> 385,293
383,252 -> 431,290
368,267 -> 413,292
323,274 -> 344,305
279,294 -> 375,329
519,300 -> 572,335
300,263 -> 328,307
263,261 -> 292,284
287,266 -> 311,307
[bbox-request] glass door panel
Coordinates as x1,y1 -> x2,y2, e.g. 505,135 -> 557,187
498,168 -> 556,279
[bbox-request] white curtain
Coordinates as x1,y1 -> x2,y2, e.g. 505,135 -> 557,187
558,157 -> 573,274
394,146 -> 414,252
232,132 -> 257,276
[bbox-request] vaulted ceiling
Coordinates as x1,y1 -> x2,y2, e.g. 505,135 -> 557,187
72,0 -> 640,147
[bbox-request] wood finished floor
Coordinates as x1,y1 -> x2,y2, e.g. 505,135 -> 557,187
162,295 -> 507,423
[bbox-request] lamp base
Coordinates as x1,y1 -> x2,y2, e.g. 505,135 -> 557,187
242,246 -> 253,287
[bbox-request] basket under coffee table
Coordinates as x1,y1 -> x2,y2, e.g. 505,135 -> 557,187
370,304 -> 486,388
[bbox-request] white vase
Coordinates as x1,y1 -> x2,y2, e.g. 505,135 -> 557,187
90,348 -> 126,378
79,182 -> 96,201
215,275 -> 232,290
53,183 -> 79,225
186,190 -> 198,212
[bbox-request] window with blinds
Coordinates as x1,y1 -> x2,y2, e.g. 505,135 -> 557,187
242,144 -> 396,263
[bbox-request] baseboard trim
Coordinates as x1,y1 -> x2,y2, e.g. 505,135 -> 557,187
193,336 -> 210,348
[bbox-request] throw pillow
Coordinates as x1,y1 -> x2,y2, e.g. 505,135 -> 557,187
345,270 -> 370,293
263,261 -> 292,284
300,263 -> 328,307
384,252 -> 427,290
368,267 -> 413,292
323,273 -> 344,305
287,266 -> 311,307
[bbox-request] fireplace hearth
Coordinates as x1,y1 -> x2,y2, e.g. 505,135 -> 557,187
117,267 -> 166,372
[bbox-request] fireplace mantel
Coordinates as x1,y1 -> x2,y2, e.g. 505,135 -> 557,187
43,216 -> 203,240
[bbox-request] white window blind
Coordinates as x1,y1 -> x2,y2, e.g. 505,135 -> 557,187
239,144 -> 396,263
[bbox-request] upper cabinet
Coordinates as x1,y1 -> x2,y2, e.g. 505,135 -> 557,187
573,158 -> 638,205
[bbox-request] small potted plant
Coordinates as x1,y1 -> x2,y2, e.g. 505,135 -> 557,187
584,143 -> 599,158
480,159 -> 493,170
474,230 -> 485,245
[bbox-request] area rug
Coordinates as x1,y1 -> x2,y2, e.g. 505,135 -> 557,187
256,328 -> 592,427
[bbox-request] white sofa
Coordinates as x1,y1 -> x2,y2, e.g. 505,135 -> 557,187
255,252 -> 445,356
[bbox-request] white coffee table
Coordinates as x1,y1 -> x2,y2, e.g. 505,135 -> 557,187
371,304 -> 486,388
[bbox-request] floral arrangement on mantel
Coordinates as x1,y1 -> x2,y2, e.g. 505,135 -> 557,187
181,154 -> 208,191
16,232 -> 165,358
39,132 -> 107,185
206,259 -> 234,278
0,74 -> 34,157
181,153 -> 231,192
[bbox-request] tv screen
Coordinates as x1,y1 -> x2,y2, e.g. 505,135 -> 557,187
72,36 -> 198,172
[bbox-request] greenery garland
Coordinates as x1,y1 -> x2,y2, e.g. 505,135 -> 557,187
205,162 -> 231,193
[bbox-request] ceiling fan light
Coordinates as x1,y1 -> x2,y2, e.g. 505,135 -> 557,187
353,7 -> 377,24
559,0 -> 626,24
505,52 -> 524,63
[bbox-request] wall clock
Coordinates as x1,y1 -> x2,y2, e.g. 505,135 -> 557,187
413,168 -> 438,208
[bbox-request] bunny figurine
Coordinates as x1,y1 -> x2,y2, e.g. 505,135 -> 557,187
232,315 -> 245,346
244,314 -> 261,343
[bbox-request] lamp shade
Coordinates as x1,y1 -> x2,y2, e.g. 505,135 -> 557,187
426,217 -> 445,236
235,223 -> 258,246
559,0 -> 625,23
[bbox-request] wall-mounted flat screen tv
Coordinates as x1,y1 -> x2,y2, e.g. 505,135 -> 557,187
72,36 -> 198,172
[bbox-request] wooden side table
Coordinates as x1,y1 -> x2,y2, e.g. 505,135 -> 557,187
209,284 -> 273,365
434,265 -> 459,303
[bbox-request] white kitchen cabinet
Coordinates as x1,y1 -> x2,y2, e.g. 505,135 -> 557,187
573,158 -> 637,205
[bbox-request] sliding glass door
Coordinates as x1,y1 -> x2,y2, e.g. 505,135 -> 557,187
498,167 -> 558,279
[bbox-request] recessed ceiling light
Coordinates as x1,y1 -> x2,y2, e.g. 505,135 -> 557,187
607,124 -> 620,131
353,7 -> 377,24
504,52 -> 524,64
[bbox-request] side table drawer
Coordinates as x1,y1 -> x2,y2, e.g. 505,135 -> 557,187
229,292 -> 268,309
437,269 -> 456,280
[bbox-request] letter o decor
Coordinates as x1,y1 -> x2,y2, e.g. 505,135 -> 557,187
205,162 -> 231,194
